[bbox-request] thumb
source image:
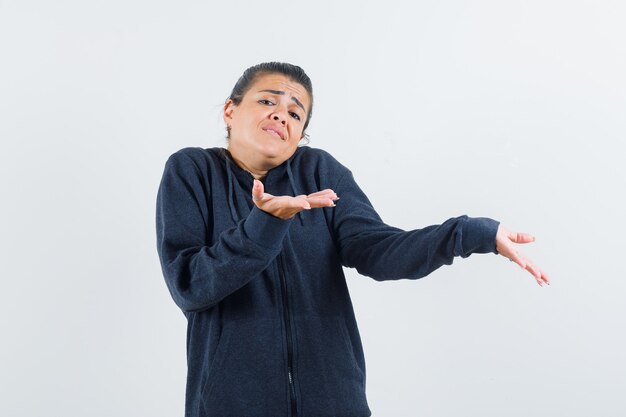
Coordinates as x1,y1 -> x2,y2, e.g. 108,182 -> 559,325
508,231 -> 535,244
252,179 -> 264,202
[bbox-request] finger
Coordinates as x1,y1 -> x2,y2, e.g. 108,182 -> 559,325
297,193 -> 336,202
307,190 -> 339,200
508,231 -> 535,244
522,256 -> 550,287
538,268 -> 551,285
252,179 -> 264,202
307,188 -> 336,197
508,250 -> 527,270
306,196 -> 337,208
294,195 -> 311,210
525,262 -> 543,284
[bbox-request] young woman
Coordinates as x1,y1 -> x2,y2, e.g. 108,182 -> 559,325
156,62 -> 549,417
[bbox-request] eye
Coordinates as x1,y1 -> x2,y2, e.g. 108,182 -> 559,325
289,112 -> 301,121
258,99 -> 275,105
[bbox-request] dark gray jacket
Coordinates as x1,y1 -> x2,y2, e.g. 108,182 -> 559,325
155,146 -> 499,417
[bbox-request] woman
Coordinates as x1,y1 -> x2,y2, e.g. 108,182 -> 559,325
156,62 -> 549,417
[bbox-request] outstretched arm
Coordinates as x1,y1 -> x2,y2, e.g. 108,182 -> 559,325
330,169 -> 550,286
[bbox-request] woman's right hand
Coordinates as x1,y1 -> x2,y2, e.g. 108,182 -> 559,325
252,179 -> 338,220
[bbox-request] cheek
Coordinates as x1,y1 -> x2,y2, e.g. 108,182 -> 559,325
236,117 -> 257,135
292,123 -> 304,136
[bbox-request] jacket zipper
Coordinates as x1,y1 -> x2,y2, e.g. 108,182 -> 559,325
277,253 -> 298,417
243,172 -> 297,415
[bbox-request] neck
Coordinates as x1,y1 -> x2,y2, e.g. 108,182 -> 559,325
226,147 -> 271,180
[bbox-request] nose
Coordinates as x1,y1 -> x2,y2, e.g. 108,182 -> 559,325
271,106 -> 288,125
272,114 -> 286,125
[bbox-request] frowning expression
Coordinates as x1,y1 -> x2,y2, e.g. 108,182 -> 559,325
224,73 -> 311,169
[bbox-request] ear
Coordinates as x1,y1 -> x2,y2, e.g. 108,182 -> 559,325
223,99 -> 235,124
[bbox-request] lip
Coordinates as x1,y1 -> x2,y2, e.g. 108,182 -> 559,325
262,125 -> 286,140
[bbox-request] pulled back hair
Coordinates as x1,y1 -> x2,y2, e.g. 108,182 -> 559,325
226,62 -> 314,140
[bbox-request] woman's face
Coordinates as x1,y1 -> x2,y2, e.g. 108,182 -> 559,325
224,73 -> 310,170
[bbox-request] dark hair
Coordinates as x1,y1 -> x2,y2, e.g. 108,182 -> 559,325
226,62 -> 314,141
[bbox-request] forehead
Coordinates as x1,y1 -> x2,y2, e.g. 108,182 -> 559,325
247,73 -> 310,110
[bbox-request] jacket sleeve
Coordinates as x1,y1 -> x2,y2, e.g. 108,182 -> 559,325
155,150 -> 292,313
330,169 -> 500,281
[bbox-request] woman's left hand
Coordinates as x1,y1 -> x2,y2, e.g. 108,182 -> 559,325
495,224 -> 551,287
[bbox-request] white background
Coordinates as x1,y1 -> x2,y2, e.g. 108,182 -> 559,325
1,1 -> 625,416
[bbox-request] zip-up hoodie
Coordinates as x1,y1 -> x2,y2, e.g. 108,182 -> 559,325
155,146 -> 500,417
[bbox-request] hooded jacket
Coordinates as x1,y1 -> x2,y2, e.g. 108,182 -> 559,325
155,146 -> 500,417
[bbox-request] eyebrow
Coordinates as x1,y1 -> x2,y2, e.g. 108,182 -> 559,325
258,89 -> 306,113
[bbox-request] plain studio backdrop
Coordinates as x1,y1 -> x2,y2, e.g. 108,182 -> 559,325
1,1 -> 624,416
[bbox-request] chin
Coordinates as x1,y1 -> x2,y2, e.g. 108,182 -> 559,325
256,141 -> 295,161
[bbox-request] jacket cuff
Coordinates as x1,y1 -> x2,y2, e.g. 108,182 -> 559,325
461,217 -> 500,256
243,206 -> 292,250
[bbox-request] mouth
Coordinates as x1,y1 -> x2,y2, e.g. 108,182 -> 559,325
262,127 -> 285,141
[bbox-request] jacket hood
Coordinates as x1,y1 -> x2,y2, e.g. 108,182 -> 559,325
218,147 -> 306,226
